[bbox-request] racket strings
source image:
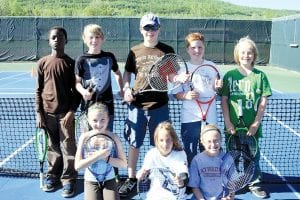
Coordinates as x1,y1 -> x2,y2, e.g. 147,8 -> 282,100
230,132 -> 257,158
149,55 -> 183,91
224,150 -> 255,192
84,134 -> 116,182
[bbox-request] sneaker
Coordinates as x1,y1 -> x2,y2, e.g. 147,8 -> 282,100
61,183 -> 75,198
118,178 -> 137,197
43,178 -> 60,192
249,186 -> 268,198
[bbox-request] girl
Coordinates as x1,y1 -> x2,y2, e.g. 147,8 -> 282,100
74,103 -> 127,200
188,124 -> 233,200
220,36 -> 271,198
136,121 -> 189,200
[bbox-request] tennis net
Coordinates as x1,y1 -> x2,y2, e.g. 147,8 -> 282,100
0,94 -> 299,183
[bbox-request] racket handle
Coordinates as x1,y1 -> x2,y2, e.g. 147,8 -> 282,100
39,172 -> 44,189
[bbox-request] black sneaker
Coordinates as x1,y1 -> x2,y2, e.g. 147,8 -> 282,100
43,178 -> 60,192
249,186 -> 268,199
118,178 -> 137,197
61,183 -> 75,198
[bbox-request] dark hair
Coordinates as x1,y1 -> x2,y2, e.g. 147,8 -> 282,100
48,26 -> 68,43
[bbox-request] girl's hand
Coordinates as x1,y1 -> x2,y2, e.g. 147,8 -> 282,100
172,175 -> 184,188
136,168 -> 150,180
221,192 -> 234,200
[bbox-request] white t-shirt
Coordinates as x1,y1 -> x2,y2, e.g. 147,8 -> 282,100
172,60 -> 221,124
138,147 -> 189,200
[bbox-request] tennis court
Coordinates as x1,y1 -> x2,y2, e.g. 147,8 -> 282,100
0,62 -> 299,199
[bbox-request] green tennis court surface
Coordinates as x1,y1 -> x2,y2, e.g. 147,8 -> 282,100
0,62 -> 299,199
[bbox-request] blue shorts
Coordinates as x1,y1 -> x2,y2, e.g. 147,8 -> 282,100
124,104 -> 169,148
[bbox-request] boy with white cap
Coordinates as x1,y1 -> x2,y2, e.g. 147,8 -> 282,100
119,13 -> 175,197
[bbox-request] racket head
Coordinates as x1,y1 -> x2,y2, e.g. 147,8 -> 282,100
227,128 -> 258,158
137,167 -> 180,199
82,132 -> 116,182
148,53 -> 188,92
190,63 -> 220,100
75,111 -> 90,142
35,127 -> 48,161
221,150 -> 255,195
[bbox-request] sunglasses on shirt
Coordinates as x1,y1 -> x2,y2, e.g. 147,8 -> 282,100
143,25 -> 160,31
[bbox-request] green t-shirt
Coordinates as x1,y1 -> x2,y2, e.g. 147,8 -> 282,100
220,68 -> 272,137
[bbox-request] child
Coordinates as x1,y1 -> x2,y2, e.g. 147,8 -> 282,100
188,124 -> 234,200
75,24 -> 123,132
173,32 -> 222,164
35,26 -> 80,197
136,121 -> 189,200
74,103 -> 127,200
220,36 -> 272,198
119,13 -> 188,197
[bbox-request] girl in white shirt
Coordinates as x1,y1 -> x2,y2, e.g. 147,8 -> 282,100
137,121 -> 189,200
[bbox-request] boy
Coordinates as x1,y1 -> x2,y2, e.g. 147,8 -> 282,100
35,26 -> 80,198
74,24 -> 123,183
75,24 -> 123,132
119,13 -> 188,197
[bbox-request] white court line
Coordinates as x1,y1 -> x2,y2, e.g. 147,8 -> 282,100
0,72 -> 29,81
261,153 -> 300,199
0,136 -> 35,167
271,88 -> 283,94
265,112 -> 300,137
262,112 -> 300,198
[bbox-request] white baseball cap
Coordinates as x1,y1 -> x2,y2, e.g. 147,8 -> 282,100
140,13 -> 160,28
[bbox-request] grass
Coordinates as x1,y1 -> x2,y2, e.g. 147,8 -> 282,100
1,0 -> 299,20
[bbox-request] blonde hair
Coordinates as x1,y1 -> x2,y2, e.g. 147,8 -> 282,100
87,102 -> 108,117
233,36 -> 258,67
200,124 -> 222,145
82,24 -> 104,40
185,32 -> 205,48
154,121 -> 183,151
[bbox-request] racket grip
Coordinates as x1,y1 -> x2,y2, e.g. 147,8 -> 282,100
39,172 -> 44,188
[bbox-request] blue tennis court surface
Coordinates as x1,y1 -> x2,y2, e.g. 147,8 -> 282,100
1,71 -> 299,199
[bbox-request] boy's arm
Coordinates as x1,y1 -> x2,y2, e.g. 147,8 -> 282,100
35,63 -> 45,128
75,75 -> 93,101
221,96 -> 235,135
248,96 -> 268,136
114,69 -> 124,97
123,70 -> 134,103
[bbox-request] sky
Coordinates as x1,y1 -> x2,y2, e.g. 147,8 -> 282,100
222,0 -> 300,11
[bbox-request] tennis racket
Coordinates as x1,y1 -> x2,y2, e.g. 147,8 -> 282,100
227,99 -> 258,158
34,127 -> 48,189
75,77 -> 97,141
219,149 -> 255,198
137,167 -> 180,200
123,53 -> 188,104
190,63 -> 221,129
82,132 -> 117,185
